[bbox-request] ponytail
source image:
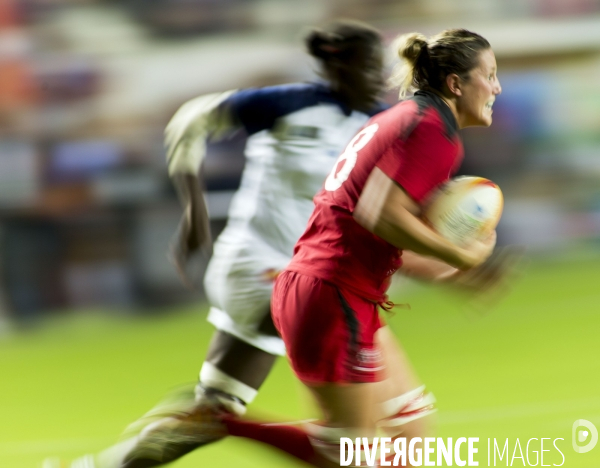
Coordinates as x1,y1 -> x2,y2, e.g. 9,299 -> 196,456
388,33 -> 429,98
389,29 -> 491,99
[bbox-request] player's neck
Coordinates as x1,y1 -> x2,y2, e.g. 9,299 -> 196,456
429,89 -> 461,129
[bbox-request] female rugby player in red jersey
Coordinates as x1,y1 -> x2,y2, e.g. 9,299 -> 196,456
269,28 -> 501,465
179,28 -> 502,467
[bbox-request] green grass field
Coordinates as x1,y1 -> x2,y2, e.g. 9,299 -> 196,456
1,256 -> 600,467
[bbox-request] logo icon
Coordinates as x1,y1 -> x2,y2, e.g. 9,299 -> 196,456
572,419 -> 598,454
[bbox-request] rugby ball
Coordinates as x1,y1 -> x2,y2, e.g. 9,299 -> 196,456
423,176 -> 503,247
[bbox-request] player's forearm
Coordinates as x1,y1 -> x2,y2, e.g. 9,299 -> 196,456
172,173 -> 211,249
372,204 -> 473,270
354,168 -> 475,270
399,250 -> 458,282
171,173 -> 206,218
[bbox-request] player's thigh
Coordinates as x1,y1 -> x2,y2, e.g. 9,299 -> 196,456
374,325 -> 422,404
374,326 -> 436,438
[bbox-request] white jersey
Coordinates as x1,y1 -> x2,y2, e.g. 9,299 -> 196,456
200,83 -> 387,354
214,83 -> 386,265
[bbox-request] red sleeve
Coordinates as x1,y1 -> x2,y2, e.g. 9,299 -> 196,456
376,115 -> 461,204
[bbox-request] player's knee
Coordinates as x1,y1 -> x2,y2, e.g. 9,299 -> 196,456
379,385 -> 437,437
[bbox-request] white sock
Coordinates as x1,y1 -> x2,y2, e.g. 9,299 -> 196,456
199,362 -> 258,405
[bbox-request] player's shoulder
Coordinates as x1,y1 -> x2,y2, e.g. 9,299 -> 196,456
263,82 -> 353,116
224,83 -> 334,134
233,82 -> 388,117
232,82 -> 350,124
383,98 -> 420,117
371,98 -> 423,139
373,92 -> 459,143
236,82 -> 319,97
231,82 -> 324,109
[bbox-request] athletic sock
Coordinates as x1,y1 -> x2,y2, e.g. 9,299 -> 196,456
199,362 -> 257,408
224,417 -> 316,464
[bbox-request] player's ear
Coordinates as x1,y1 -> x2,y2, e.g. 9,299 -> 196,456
445,74 -> 462,97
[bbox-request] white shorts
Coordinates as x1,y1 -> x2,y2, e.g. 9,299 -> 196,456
203,238 -> 288,356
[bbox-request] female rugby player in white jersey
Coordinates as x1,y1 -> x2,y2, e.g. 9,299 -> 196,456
60,20 -> 390,468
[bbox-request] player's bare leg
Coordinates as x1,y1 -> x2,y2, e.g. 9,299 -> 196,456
295,326 -> 435,467
201,317 -> 279,400
375,326 -> 437,466
66,312 -> 278,468
219,326 -> 435,467
219,380 -> 378,468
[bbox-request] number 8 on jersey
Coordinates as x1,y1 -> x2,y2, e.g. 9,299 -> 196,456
325,124 -> 379,191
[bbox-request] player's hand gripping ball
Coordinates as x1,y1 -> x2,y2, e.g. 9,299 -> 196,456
423,176 -> 503,247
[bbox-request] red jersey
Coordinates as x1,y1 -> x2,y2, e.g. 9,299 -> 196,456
286,91 -> 464,301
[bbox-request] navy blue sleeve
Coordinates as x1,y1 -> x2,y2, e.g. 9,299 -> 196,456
221,84 -> 320,135
368,101 -> 391,117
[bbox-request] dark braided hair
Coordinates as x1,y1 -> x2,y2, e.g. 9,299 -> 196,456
304,20 -> 384,111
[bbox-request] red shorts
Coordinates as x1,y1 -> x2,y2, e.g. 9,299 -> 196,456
272,270 -> 384,384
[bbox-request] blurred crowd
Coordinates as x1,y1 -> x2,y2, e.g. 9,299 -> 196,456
2,0 -> 600,323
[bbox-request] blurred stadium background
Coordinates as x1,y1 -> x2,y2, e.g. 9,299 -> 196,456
1,0 -> 600,466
